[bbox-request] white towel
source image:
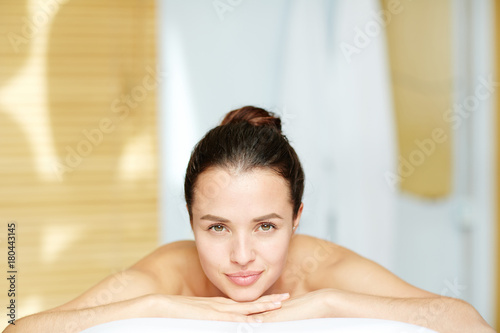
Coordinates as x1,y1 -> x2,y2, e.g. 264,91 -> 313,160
81,318 -> 436,333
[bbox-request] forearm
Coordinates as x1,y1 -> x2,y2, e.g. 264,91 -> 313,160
2,294 -> 160,333
327,289 -> 494,333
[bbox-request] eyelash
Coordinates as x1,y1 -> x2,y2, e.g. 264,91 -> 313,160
208,222 -> 277,233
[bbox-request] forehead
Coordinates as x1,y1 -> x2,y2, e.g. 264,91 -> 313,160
192,167 -> 292,218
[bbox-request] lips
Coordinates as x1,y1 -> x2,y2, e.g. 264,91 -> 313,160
225,271 -> 263,286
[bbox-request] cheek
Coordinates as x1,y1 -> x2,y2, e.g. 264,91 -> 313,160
196,239 -> 227,270
258,237 -> 290,266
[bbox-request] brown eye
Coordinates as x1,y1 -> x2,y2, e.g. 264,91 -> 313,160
210,225 -> 225,232
259,223 -> 276,232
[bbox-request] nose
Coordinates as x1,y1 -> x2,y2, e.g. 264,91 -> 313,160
230,233 -> 256,266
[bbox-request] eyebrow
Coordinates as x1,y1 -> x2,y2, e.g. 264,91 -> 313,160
200,213 -> 283,223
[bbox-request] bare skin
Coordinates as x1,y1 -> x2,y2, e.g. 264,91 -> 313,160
130,235 -> 344,299
5,168 -> 494,333
17,235 -> 491,332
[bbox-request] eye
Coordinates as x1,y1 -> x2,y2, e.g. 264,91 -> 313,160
208,224 -> 226,233
258,223 -> 277,232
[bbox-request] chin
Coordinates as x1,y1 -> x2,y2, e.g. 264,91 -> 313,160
227,290 -> 262,302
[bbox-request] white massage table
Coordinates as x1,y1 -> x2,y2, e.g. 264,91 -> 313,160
81,318 -> 437,332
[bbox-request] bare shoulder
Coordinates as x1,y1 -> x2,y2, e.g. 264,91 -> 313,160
293,235 -> 436,298
289,234 -> 347,264
130,240 -> 198,295
48,240 -> 197,312
134,239 -> 197,263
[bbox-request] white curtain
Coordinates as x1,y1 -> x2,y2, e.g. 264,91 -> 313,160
158,0 -> 397,269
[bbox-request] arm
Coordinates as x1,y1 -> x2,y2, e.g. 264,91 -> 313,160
325,288 -> 494,333
332,248 -> 493,332
252,239 -> 495,332
4,292 -> 287,333
3,269 -> 163,333
4,240 -> 285,332
5,242 -> 183,332
317,241 -> 494,332
250,289 -> 494,333
4,294 -> 158,333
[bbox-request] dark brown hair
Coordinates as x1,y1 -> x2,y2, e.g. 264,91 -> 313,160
184,106 -> 304,220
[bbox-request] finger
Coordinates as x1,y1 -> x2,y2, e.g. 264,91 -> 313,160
210,294 -> 288,315
249,313 -> 265,324
208,311 -> 249,323
217,299 -> 281,316
256,293 -> 290,303
213,297 -> 239,304
238,300 -> 282,315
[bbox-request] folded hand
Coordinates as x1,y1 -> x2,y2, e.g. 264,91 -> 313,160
249,289 -> 333,323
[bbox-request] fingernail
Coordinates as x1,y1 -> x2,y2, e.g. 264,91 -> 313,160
280,293 -> 290,299
255,317 -> 262,323
273,301 -> 281,305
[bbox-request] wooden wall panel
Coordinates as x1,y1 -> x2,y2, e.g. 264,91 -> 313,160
382,0 -> 453,197
0,0 -> 159,328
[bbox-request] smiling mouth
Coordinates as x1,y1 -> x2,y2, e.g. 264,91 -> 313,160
225,271 -> 263,286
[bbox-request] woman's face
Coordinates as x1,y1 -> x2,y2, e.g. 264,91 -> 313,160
191,167 -> 302,302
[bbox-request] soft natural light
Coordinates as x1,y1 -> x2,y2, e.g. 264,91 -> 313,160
117,132 -> 156,181
0,0 -> 60,181
41,224 -> 84,264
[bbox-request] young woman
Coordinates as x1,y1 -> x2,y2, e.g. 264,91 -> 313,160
7,106 -> 494,333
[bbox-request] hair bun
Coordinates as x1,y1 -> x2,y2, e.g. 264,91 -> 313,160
221,106 -> 282,132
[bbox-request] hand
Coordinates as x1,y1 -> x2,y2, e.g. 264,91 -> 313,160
159,293 -> 290,322
249,289 -> 333,323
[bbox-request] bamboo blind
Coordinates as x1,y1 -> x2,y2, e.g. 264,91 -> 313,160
382,0 -> 453,197
0,0 -> 159,327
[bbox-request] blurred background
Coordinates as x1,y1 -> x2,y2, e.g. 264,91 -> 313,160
0,0 -> 498,330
